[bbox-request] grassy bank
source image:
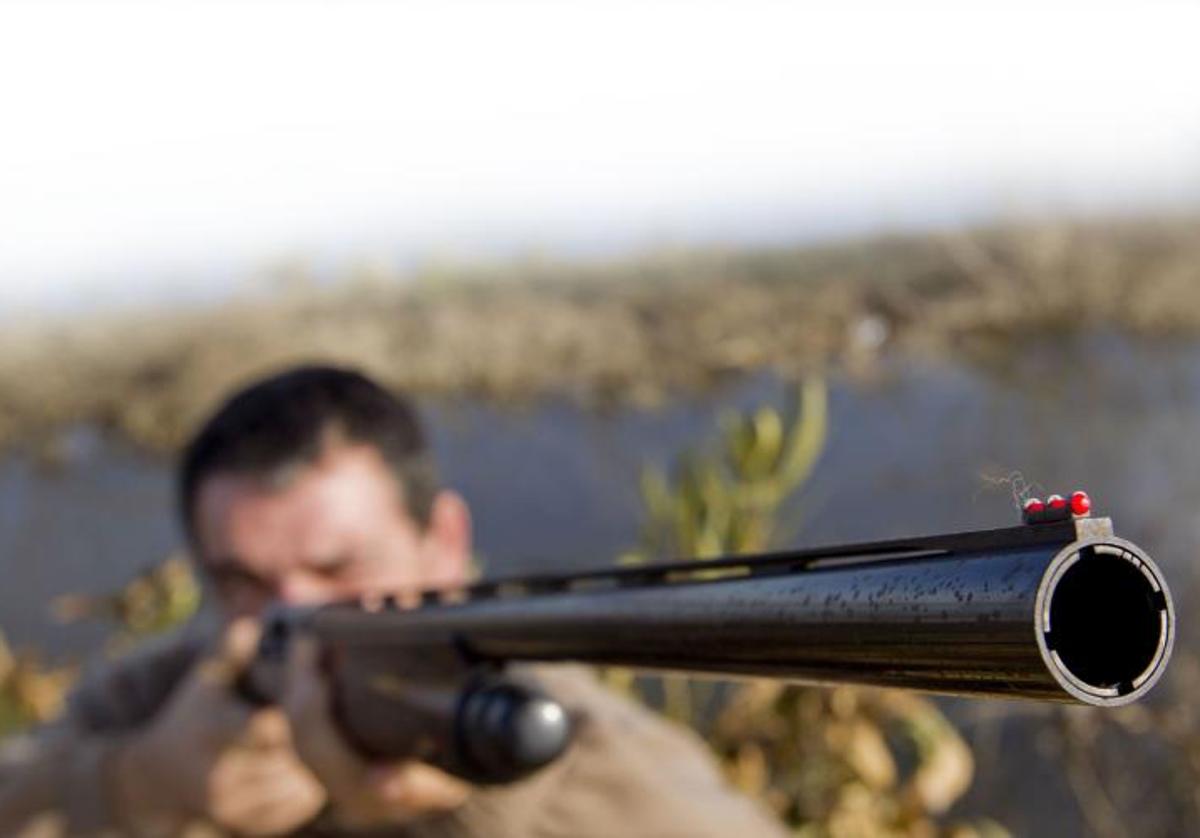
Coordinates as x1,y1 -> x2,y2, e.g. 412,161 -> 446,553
0,217 -> 1197,456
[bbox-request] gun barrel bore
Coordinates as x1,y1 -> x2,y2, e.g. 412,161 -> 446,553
1037,537 -> 1173,705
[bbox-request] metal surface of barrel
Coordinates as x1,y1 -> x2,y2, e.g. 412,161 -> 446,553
309,517 -> 1174,707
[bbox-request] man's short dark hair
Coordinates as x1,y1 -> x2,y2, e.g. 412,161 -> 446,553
178,365 -> 437,546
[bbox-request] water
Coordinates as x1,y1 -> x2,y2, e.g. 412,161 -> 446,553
2,333 -> 1198,835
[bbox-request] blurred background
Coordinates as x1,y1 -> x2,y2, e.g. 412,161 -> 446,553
2,1 -> 1199,835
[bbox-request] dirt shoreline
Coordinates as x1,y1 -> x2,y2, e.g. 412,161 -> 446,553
1,217 -> 1197,457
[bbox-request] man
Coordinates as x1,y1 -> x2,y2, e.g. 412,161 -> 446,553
0,365 -> 786,836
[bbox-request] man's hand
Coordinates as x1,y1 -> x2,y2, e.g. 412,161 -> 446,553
115,620 -> 327,836
283,635 -> 471,831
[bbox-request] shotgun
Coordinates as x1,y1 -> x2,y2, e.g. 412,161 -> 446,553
243,492 -> 1175,783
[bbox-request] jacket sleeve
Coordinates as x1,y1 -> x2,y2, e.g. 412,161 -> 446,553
401,665 -> 790,838
0,631 -> 203,837
0,721 -> 138,837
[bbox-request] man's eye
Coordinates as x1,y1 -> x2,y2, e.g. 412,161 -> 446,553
312,556 -> 353,579
212,567 -> 270,595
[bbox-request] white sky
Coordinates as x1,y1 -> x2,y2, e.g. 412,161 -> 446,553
1,0 -> 1198,313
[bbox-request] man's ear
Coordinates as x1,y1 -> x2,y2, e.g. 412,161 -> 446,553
423,489 -> 473,587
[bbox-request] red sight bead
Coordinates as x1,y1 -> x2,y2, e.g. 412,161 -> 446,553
1047,494 -> 1067,511
1024,498 -> 1045,513
1070,491 -> 1092,516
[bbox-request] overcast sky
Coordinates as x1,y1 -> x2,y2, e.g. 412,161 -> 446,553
1,0 -> 1198,314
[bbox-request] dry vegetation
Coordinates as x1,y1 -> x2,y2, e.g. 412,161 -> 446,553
0,217 -> 1197,459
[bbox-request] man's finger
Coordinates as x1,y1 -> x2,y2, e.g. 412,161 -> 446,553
238,775 -> 328,838
368,761 -> 471,812
198,618 -> 263,686
208,749 -> 326,836
245,707 -> 292,751
183,619 -> 262,739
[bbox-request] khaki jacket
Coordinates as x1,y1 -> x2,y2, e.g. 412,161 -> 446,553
0,628 -> 787,837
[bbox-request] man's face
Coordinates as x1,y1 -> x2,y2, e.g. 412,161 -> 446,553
191,442 -> 471,620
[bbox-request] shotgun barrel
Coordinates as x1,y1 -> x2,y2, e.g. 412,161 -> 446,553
248,511 -> 1175,782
